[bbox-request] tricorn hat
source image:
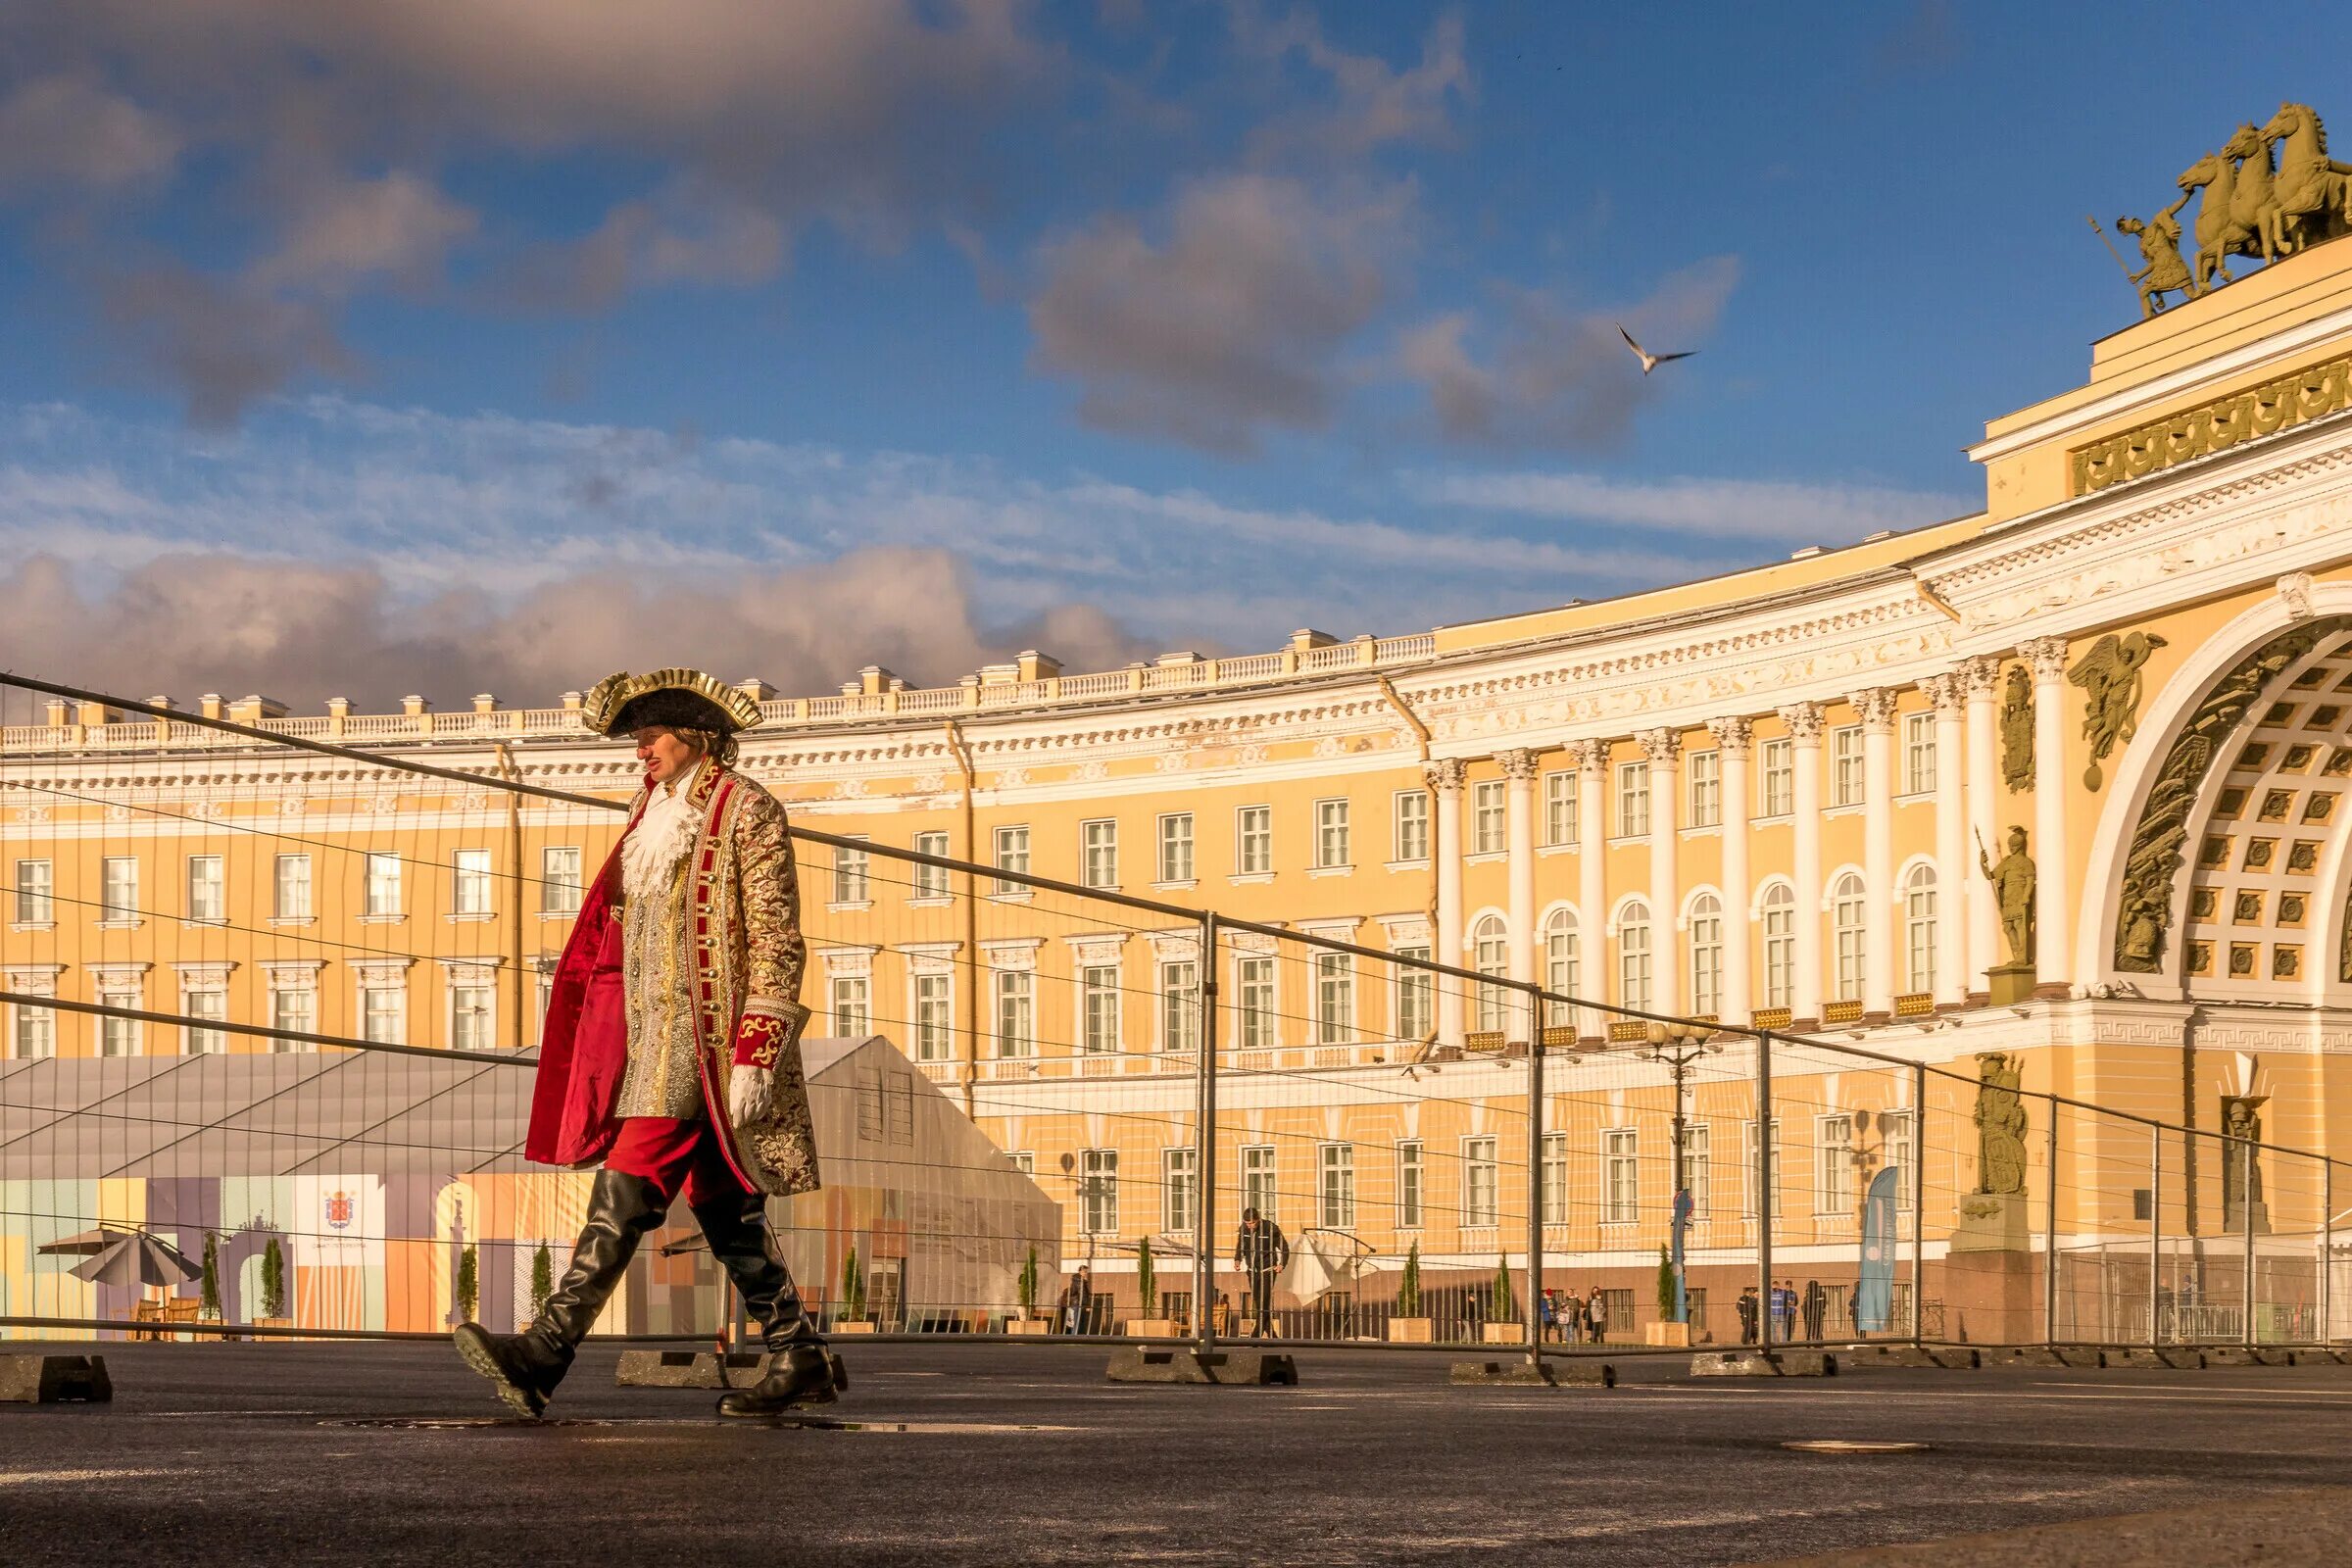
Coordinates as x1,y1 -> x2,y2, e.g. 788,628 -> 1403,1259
581,668 -> 765,738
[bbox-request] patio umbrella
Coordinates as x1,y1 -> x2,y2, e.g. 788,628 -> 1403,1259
69,1230 -> 200,1291
35,1227 -> 117,1257
1277,1229 -> 1369,1305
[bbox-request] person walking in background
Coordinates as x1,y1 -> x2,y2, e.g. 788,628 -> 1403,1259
1773,1278 -> 1797,1342
1538,1288 -> 1558,1343
1801,1278 -> 1827,1342
1737,1285 -> 1760,1345
1561,1288 -> 1588,1345
1232,1206 -> 1289,1338
1586,1284 -> 1607,1344
1057,1264 -> 1095,1335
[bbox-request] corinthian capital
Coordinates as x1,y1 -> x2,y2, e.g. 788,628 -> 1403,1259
1568,737 -> 1610,773
1961,654 -> 2002,700
1776,701 -> 1825,744
1636,727 -> 1683,766
1496,747 -> 1542,783
1847,687 -> 1899,730
1706,715 -> 1753,757
2021,635 -> 2071,683
1421,758 -> 1467,795
1920,671 -> 1966,717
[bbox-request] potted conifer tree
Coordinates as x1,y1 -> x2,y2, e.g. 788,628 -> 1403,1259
834,1243 -> 875,1332
456,1244 -> 479,1327
1007,1245 -> 1052,1334
529,1242 -> 554,1320
1128,1239 -> 1179,1337
1482,1255 -> 1522,1343
1643,1245 -> 1692,1346
1387,1242 -> 1433,1342
256,1235 -> 291,1333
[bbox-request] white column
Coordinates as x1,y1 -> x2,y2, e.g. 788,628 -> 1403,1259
1425,759 -> 1466,1050
1499,748 -> 1540,1047
1851,688 -> 1898,1019
1780,702 -> 1826,1026
1571,738 -> 1609,1039
1963,655 -> 2001,1000
1638,727 -> 1682,1018
1709,716 -> 1753,1026
1924,671 -> 1970,1009
2025,637 -> 2073,987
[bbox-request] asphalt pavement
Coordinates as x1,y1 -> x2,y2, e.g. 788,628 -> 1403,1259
5,1339 -> 2352,1565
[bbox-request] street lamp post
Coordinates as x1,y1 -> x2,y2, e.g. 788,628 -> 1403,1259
1646,1020 -> 1721,1324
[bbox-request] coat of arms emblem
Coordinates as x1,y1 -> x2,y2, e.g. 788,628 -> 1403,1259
323,1190 -> 356,1231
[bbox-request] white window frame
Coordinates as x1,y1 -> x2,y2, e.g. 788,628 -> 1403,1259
362,984 -> 405,1047
1902,710 -> 1936,796
1471,780 -> 1506,855
1688,893 -> 1724,1016
1159,958 -> 1200,1056
183,987 -> 228,1054
1393,944 -> 1433,1043
1883,1109 -> 1915,1214
1472,915 -> 1508,1033
1617,901 -> 1652,1012
1080,963 -> 1121,1054
829,973 -> 871,1038
831,838 -> 871,906
1313,952 -> 1353,1046
993,824 -> 1032,895
1163,1147 -> 1199,1236
1236,805 -> 1272,876
450,981 -> 496,1053
1396,1141 -> 1424,1229
275,853 -> 314,921
1831,724 -> 1864,808
1080,1149 -> 1119,1236
1463,1136 -> 1499,1227
185,855 -> 226,924
1392,789 -> 1430,862
1318,1143 -> 1356,1228
13,858 -> 54,925
1680,1122 -> 1712,1216
452,849 -> 494,918
1080,819 -> 1118,890
1744,1118 -> 1782,1219
1314,798 -> 1351,869
540,846 -> 582,916
1816,1113 -> 1855,1216
1236,956 -> 1277,1050
364,853 -> 401,918
1543,770 -> 1576,846
97,985 -> 142,1056
1543,910 -> 1580,1027
12,991 -> 57,1057
912,970 -> 954,1061
1904,864 -> 1937,996
270,984 -> 317,1054
1541,1131 -> 1568,1225
1759,737 -> 1793,817
1832,872 -> 1867,1003
1156,813 -> 1195,884
1687,749 -> 1721,828
1616,760 -> 1650,838
911,831 -> 951,901
1602,1128 -> 1641,1224
1241,1144 -> 1278,1220
101,856 -> 140,922
993,968 -> 1035,1057
1761,883 -> 1796,1008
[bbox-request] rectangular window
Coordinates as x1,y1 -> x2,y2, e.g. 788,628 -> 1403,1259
184,856 -> 225,922
1471,780 -> 1506,855
1241,1145 -> 1277,1221
1397,1141 -> 1424,1228
1680,1123 -> 1711,1217
453,849 -> 493,916
1602,1129 -> 1640,1224
1764,896 -> 1795,1008
98,987 -> 141,1056
1080,1149 -> 1118,1235
1832,725 -> 1864,807
1163,1148 -> 1198,1235
1616,761 -> 1650,838
1816,1114 -> 1855,1215
363,986 -> 404,1047
1687,750 -> 1721,828
1237,956 -> 1276,1050
832,839 -> 870,905
13,998 -> 56,1058
993,969 -> 1034,1057
364,853 -> 401,917
1394,944 -> 1433,1043
1081,819 -> 1118,889
184,988 -> 227,1054
271,986 -> 316,1053
14,858 -> 53,924
1318,1143 -> 1356,1228
1081,964 -> 1120,1054
1236,806 -> 1272,875
1903,711 -> 1936,796
1157,813 -> 1195,883
913,972 -> 954,1061
830,974 -> 870,1037
1314,799 -> 1350,868
1463,1136 -> 1498,1227
993,825 -> 1031,894
1743,1119 -> 1782,1219
452,985 -> 494,1052
1760,738 -> 1793,817
1393,790 -> 1430,861
911,831 -> 951,899
541,847 -> 582,915
1159,959 -> 1200,1055
1313,953 -> 1352,1045
1883,1109 -> 1915,1213
1008,1151 -> 1036,1177
1541,1132 -> 1568,1225
102,856 -> 139,920
275,854 -> 313,920
1543,771 -> 1576,846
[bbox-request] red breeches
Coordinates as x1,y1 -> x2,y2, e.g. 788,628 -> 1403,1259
604,1117 -> 752,1207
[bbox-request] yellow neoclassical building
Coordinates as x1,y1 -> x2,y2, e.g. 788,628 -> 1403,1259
14,173 -> 2352,1342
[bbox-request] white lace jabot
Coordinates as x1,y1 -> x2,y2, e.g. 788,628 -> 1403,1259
621,760 -> 705,902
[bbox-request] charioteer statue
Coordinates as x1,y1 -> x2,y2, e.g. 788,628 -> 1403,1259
455,667 -> 842,1417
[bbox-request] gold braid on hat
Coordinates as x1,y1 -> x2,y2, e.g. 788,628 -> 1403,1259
581,668 -> 766,738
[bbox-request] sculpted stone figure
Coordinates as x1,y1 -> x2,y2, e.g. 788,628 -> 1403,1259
2067,630 -> 2168,790
1980,825 -> 2036,966
2222,1097 -> 2266,1221
1999,664 -> 2034,791
2118,191 -> 2198,318
1974,1054 -> 2029,1197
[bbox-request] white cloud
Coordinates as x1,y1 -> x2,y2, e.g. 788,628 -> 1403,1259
1407,468 -> 1975,545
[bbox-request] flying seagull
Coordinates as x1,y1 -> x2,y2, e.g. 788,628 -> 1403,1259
1618,324 -> 1695,375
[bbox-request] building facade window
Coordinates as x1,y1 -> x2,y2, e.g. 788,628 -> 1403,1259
1157,813 -> 1195,883
13,858 -> 53,924
1883,1109 -> 1915,1212
1543,771 -> 1576,846
1159,959 -> 1200,1055
1393,944 -> 1432,1043
364,853 -> 401,917
1314,799 -> 1350,868
1688,892 -> 1724,1016
184,988 -> 227,1054
1616,761 -> 1650,837
1680,1123 -> 1712,1215
1543,909 -> 1580,1027
1463,1136 -> 1498,1227
1393,790 -> 1430,861
270,986 -> 316,1052
1541,1132 -> 1568,1225
1396,1141 -> 1424,1228
363,986 -> 405,1047
1761,883 -> 1795,1008
452,983 -> 495,1052
1903,710 -> 1936,795
1832,872 -> 1868,1002
1081,819 -> 1118,889
913,972 -> 954,1060
1472,914 -> 1508,1033
1318,1143 -> 1356,1228
541,846 -> 582,915
1236,806 -> 1272,875
1904,864 -> 1937,995
1080,964 -> 1120,1054
1760,738 -> 1793,817
1471,781 -> 1506,855
1832,725 -> 1864,807
830,974 -> 870,1037
993,969 -> 1034,1056
1313,953 -> 1353,1045
1617,900 -> 1652,1012
1163,1147 -> 1198,1235
911,831 -> 950,899
98,982 -> 142,1056
102,856 -> 140,920
1241,1144 -> 1277,1220
13,995 -> 56,1058
1237,956 -> 1276,1049
1744,1119 -> 1782,1218
1816,1114 -> 1855,1215
453,849 -> 494,916
831,839 -> 870,905
1687,750 -> 1721,828
268,853 -> 312,922
186,855 -> 226,923
993,825 -> 1031,894
1602,1129 -> 1640,1223
1080,1149 -> 1119,1235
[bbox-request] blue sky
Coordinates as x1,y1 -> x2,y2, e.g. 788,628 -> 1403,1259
1,2 -> 2347,707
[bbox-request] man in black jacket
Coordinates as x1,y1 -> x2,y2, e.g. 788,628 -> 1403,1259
1232,1207 -> 1289,1338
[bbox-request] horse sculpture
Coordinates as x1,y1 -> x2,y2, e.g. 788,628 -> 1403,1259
2225,122 -> 2285,263
2259,101 -> 2352,258
2179,145 -> 2257,292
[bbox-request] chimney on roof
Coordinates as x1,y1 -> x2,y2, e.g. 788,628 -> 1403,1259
1015,650 -> 1061,681
1290,628 -> 1338,651
472,693 -> 499,714
858,666 -> 899,696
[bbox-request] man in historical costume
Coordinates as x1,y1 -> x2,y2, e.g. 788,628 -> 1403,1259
454,668 -> 841,1418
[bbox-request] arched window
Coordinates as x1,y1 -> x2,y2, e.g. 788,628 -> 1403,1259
1761,883 -> 1794,1009
1904,863 -> 1937,996
1832,872 -> 1867,1003
1543,907 -> 1580,1027
1617,900 -> 1652,1013
1472,914 -> 1509,1033
1687,892 -> 1723,1016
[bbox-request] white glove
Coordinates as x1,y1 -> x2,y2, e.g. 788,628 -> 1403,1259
728,1064 -> 775,1127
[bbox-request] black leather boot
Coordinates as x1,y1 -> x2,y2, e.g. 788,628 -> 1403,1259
695,1191 -> 846,1417
454,1168 -> 669,1417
